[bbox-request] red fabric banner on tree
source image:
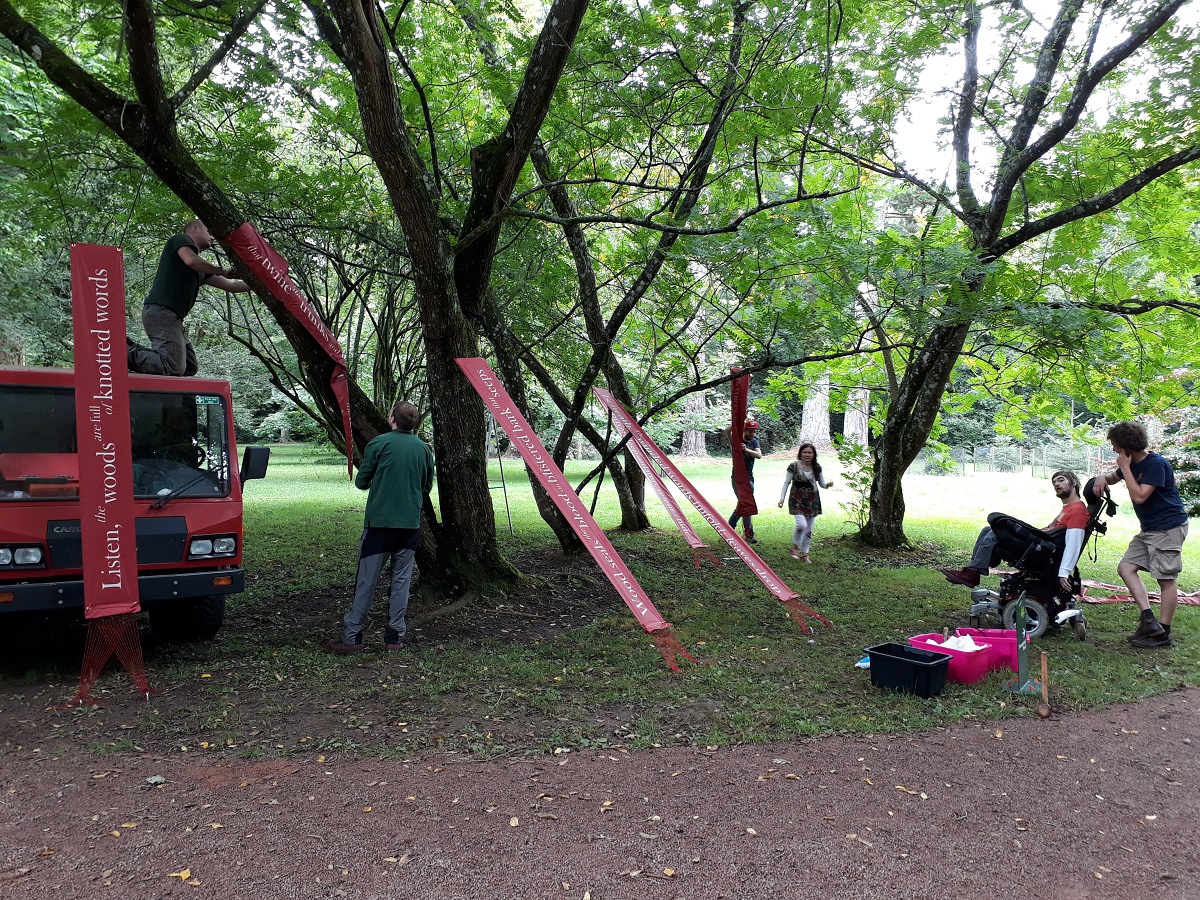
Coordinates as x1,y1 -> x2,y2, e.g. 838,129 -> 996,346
457,359 -> 670,633
70,244 -> 140,618
595,388 -> 829,632
730,368 -> 757,517
623,434 -> 707,551
227,223 -> 354,475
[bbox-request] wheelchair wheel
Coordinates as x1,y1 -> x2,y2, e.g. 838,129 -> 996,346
1002,597 -> 1049,639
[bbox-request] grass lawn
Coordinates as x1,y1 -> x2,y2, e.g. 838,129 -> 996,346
6,443 -> 1197,760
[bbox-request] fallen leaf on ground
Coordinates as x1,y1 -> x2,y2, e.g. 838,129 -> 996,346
168,869 -> 192,880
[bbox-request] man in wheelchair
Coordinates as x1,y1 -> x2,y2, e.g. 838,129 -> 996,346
939,471 -> 1090,590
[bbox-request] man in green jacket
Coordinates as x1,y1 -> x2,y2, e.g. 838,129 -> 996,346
326,400 -> 435,654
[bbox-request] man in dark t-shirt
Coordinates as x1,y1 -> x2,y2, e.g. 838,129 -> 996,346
127,220 -> 249,376
1095,421 -> 1189,649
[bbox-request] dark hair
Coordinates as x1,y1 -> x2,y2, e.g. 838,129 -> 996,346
1107,421 -> 1148,453
392,400 -> 420,432
796,441 -> 822,475
1050,470 -> 1080,495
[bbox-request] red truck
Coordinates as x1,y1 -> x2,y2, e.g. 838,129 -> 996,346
0,365 -> 269,641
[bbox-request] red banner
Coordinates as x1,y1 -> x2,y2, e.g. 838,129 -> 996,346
595,388 -> 829,631
457,359 -> 669,633
730,369 -> 757,517
623,435 -> 707,550
70,244 -> 140,618
227,223 -> 354,475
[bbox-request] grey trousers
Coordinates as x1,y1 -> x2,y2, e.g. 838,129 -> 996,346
969,526 -> 998,572
343,544 -> 416,644
128,305 -> 198,377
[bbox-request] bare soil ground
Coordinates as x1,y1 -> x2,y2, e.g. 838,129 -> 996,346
2,547 -> 1198,899
1,689 -> 1197,900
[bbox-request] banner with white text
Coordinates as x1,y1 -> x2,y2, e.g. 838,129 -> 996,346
594,388 -> 830,633
457,359 -> 669,633
70,243 -> 140,618
228,223 -> 355,475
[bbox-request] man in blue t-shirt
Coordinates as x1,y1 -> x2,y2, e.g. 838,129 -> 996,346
1094,421 -> 1189,649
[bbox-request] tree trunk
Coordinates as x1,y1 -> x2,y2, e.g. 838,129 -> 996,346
800,373 -> 833,450
844,387 -> 870,446
861,322 -> 970,547
483,300 -> 584,553
680,392 -> 708,456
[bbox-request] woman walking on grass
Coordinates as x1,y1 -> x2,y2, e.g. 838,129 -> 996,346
778,442 -> 833,562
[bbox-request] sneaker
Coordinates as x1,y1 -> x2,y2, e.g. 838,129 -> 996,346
1130,632 -> 1173,649
745,536 -> 758,545
801,553 -> 811,564
325,638 -> 365,655
1128,615 -> 1166,643
939,567 -> 981,588
384,641 -> 408,651
384,629 -> 407,651
789,547 -> 801,560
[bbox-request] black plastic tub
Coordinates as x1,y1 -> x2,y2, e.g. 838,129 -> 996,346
865,642 -> 952,698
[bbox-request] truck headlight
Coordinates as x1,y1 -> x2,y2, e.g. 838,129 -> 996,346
14,547 -> 42,565
188,535 -> 237,559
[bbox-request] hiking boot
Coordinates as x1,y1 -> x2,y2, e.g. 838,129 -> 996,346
325,638 -> 365,655
1130,632 -> 1172,649
384,629 -> 407,651
1128,614 -> 1166,643
939,567 -> 981,588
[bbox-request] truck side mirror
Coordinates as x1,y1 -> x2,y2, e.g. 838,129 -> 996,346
239,446 -> 270,482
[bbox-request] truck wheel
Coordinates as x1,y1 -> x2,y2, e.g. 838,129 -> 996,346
149,595 -> 226,643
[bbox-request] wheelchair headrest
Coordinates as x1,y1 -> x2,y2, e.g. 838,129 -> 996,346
1084,476 -> 1118,519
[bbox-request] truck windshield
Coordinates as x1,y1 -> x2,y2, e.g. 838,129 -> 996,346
0,386 -> 231,501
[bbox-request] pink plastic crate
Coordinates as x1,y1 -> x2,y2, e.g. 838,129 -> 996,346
955,627 -> 1020,673
908,633 -> 991,685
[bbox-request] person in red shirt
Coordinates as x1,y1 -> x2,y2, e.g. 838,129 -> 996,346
940,471 -> 1089,589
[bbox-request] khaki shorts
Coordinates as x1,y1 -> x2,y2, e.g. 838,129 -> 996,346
1121,523 -> 1189,581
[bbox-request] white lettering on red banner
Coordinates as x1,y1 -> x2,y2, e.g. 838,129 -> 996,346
227,223 -> 355,475
594,387 -> 802,604
457,359 -> 669,633
70,244 -> 140,618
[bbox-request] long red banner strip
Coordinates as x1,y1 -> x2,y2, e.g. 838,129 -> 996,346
606,409 -> 723,570
730,369 -> 757,517
595,388 -> 829,631
70,244 -> 140,618
227,223 -> 355,476
1080,581 -> 1200,605
457,360 -> 674,635
624,435 -> 706,550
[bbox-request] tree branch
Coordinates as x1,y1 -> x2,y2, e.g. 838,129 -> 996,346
986,143 -> 1200,258
171,0 -> 268,108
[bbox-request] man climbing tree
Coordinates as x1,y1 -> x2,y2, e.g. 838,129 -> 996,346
127,219 -> 250,377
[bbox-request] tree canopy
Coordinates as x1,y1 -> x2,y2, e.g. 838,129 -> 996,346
2,0 -> 1198,577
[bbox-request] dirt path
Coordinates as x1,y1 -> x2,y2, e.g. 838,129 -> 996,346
2,688 -> 1196,900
